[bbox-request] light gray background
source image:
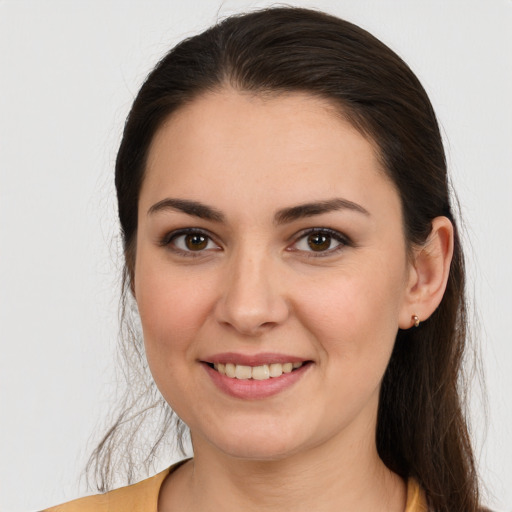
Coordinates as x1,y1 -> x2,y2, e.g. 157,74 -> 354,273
1,1 -> 511,511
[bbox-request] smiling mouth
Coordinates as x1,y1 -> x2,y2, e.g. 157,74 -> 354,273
206,361 -> 307,380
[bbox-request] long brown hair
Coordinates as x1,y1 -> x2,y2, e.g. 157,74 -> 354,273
88,7 -> 482,511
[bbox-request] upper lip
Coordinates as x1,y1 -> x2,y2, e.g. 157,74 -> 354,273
203,352 -> 309,366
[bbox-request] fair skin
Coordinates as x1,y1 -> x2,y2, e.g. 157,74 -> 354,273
133,89 -> 453,512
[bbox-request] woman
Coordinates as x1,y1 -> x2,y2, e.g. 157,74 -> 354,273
44,6 -> 484,512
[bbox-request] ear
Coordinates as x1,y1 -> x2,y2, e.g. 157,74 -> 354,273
398,216 -> 454,329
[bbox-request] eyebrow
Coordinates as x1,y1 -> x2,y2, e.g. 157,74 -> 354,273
274,198 -> 370,224
147,198 -> 225,222
147,197 -> 369,224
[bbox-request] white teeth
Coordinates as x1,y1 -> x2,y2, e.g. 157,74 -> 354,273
269,363 -> 283,378
225,363 -> 236,378
252,365 -> 270,380
235,365 -> 252,380
212,361 -> 304,380
282,363 -> 293,373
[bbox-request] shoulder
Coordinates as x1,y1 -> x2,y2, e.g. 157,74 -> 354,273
405,479 -> 494,512
405,478 -> 428,512
41,468 -> 171,512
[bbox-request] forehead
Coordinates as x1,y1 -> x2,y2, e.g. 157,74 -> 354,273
148,89 -> 377,163
142,89 -> 398,219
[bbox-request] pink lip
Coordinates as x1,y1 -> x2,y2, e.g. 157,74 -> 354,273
202,360 -> 312,400
204,352 -> 307,366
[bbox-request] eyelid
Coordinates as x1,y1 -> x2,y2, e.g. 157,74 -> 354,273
287,227 -> 352,257
159,228 -> 221,255
159,226 -> 351,258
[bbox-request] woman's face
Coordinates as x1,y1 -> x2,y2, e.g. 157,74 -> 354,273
134,90 -> 415,461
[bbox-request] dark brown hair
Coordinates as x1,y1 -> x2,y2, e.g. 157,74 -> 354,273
89,7 -> 482,511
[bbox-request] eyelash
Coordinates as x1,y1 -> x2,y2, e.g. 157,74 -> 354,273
159,227 -> 352,258
159,228 -> 220,257
288,227 -> 352,258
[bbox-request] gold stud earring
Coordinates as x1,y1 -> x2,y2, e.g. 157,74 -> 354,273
412,315 -> 420,328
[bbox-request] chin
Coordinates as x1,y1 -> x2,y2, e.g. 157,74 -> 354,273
196,421 -> 313,462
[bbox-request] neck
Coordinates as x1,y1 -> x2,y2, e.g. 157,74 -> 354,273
160,427 -> 406,512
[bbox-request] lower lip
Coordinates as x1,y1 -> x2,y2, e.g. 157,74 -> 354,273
202,362 -> 311,400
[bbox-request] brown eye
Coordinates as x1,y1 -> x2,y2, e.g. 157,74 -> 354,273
185,233 -> 208,251
307,233 -> 332,251
166,231 -> 219,254
291,228 -> 348,256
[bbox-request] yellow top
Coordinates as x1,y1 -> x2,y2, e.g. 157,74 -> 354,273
405,477 -> 429,512
43,462 -> 428,512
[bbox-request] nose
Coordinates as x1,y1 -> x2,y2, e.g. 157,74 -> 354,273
214,249 -> 290,336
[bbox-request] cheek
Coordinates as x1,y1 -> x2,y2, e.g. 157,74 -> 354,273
134,263 -> 218,421
135,258 -> 213,365
295,260 -> 405,363
294,266 -> 405,421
